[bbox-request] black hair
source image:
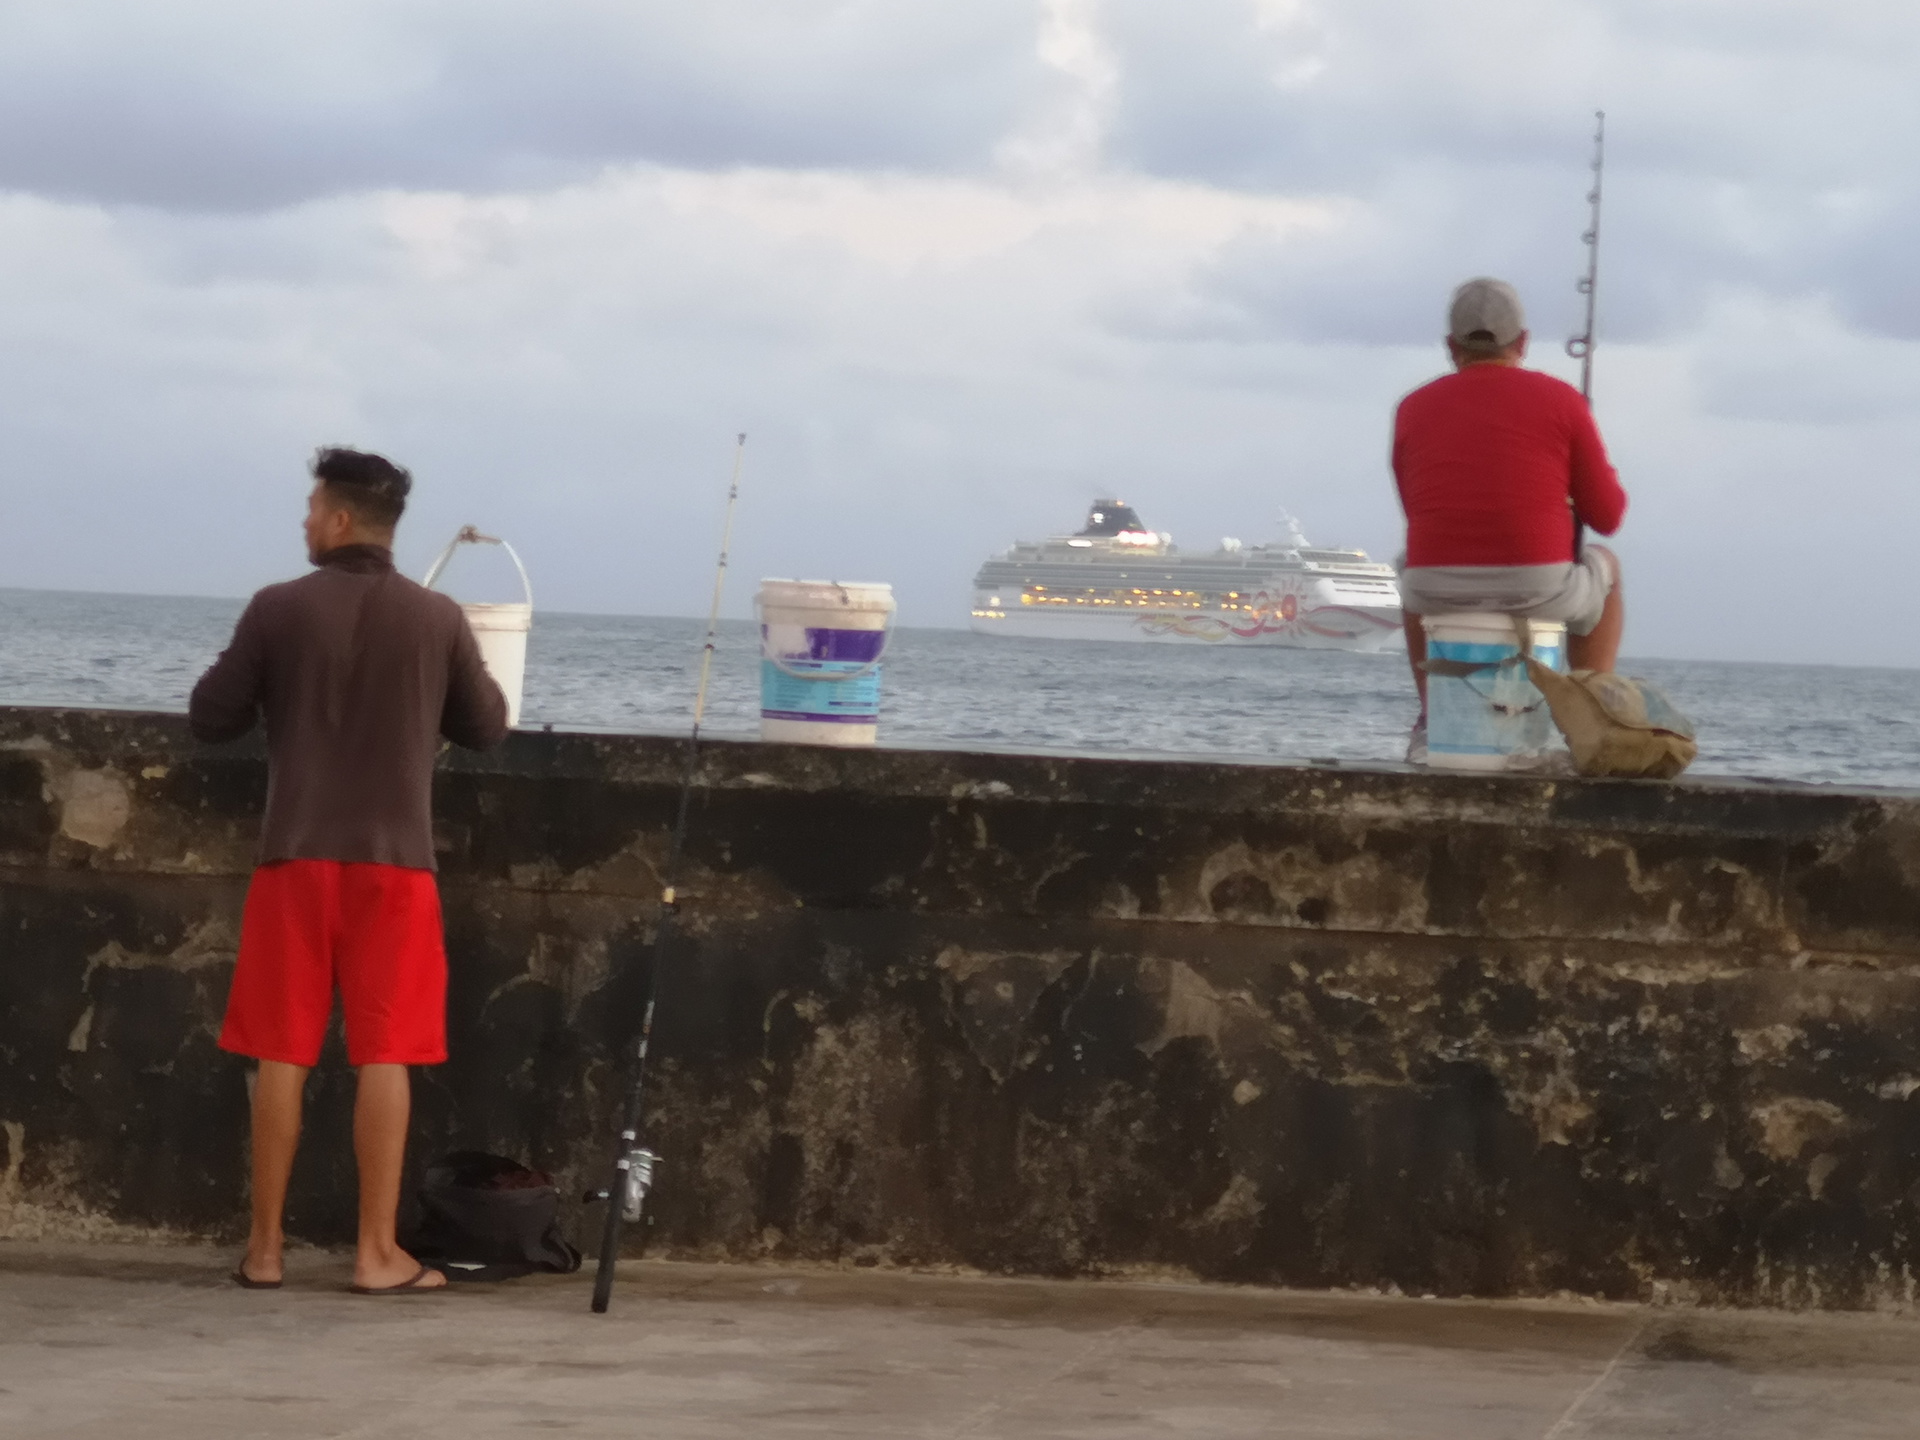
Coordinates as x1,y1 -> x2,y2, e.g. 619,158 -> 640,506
310,447 -> 412,530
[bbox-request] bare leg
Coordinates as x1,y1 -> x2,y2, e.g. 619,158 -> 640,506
1403,611 -> 1428,713
351,1063 -> 445,1290
1567,547 -> 1624,673
243,1060 -> 308,1284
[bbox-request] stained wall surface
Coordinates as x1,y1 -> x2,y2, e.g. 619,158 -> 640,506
3,706 -> 1918,1308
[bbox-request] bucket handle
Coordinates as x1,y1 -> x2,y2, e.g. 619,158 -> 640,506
422,526 -> 533,609
754,586 -> 892,681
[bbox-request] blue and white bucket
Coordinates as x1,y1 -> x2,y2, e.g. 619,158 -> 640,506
756,579 -> 896,746
1423,613 -> 1568,771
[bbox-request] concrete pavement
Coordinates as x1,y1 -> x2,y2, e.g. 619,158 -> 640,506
1,1243 -> 1917,1438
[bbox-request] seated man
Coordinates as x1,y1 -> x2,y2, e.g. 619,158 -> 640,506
1393,277 -> 1628,753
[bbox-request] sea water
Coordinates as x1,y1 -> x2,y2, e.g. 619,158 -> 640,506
3,588 -> 1917,789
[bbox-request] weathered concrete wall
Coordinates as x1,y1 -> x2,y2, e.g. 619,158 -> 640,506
4,706 -> 1919,1308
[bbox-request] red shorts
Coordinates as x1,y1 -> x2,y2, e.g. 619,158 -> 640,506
220,860 -> 448,1067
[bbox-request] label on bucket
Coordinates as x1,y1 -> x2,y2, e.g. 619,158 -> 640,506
763,625 -> 886,663
1427,638 -> 1561,760
760,660 -> 883,724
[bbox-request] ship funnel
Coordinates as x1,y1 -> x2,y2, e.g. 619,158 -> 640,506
1080,499 -> 1148,537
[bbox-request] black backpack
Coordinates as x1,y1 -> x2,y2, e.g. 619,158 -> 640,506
406,1151 -> 582,1282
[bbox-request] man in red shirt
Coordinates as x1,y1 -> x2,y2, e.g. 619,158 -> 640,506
192,449 -> 508,1294
1393,278 -> 1628,736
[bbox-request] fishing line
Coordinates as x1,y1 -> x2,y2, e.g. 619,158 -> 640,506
588,431 -> 747,1315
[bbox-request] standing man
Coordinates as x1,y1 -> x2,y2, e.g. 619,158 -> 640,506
191,448 -> 509,1294
1392,277 -> 1630,752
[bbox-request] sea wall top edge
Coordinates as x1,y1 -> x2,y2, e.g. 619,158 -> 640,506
3,703 -> 1914,830
8,703 -> 1920,957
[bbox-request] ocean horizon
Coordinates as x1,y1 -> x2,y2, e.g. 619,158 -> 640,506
5,586 -> 1917,791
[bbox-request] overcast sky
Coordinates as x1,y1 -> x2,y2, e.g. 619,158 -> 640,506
2,0 -> 1916,664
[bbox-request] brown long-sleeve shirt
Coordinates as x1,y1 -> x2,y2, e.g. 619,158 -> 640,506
189,544 -> 510,869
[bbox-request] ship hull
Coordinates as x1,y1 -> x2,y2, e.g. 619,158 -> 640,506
971,600 -> 1404,652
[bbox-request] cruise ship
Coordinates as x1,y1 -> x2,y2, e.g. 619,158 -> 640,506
970,500 -> 1404,651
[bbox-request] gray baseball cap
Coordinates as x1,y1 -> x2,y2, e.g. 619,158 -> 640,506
1448,277 -> 1526,350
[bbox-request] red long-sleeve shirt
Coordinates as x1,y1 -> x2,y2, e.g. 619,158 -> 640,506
1392,364 -> 1627,568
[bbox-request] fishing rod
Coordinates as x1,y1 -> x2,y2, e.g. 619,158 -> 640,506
588,431 -> 747,1315
1566,109 -> 1605,401
1565,110 -> 1604,557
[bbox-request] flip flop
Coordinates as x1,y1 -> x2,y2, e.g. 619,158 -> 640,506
349,1264 -> 445,1296
231,1266 -> 283,1290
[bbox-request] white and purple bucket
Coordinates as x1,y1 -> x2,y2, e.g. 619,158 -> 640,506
1423,613 -> 1567,771
756,579 -> 896,746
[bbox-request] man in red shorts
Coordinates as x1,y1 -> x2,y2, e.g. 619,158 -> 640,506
191,448 -> 508,1293
1393,277 -> 1630,756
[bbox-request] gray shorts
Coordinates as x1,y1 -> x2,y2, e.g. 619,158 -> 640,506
1397,551 -> 1616,636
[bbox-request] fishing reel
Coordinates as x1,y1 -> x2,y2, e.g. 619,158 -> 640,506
585,1134 -> 659,1223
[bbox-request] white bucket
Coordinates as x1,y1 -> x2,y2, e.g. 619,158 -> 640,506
423,526 -> 533,728
756,579 -> 896,746
1423,613 -> 1567,771
461,601 -> 531,728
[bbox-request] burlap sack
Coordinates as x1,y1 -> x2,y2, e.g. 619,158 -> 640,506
1523,659 -> 1698,779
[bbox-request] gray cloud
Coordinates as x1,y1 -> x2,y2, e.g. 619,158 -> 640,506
1168,164 -> 1598,356
1102,0 -> 1920,186
1098,0 -> 1920,343
0,1 -> 1046,209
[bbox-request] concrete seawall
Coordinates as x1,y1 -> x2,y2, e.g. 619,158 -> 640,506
3,706 -> 1919,1309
